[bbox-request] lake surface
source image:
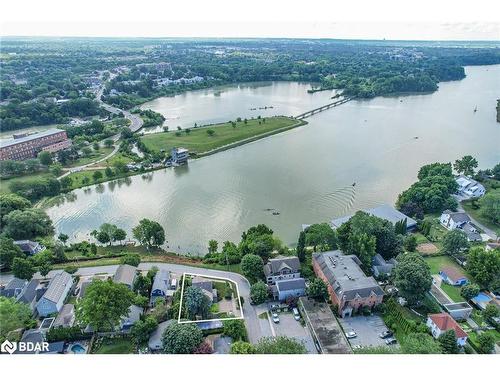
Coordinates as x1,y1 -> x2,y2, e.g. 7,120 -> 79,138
47,66 -> 500,255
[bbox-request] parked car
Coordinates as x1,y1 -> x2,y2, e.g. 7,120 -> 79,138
292,307 -> 300,321
345,331 -> 357,339
385,337 -> 397,345
352,345 -> 363,350
272,312 -> 280,324
379,330 -> 393,339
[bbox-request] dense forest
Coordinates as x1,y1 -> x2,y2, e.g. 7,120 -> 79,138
1,38 -> 499,130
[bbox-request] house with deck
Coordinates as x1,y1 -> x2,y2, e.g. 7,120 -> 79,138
456,175 -> 485,199
264,256 -> 301,285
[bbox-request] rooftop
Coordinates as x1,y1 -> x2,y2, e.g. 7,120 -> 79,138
440,266 -> 467,282
0,128 -> 66,148
442,210 -> 471,223
428,313 -> 468,338
264,256 -> 300,276
42,271 -> 72,304
113,264 -> 137,286
276,278 -> 306,292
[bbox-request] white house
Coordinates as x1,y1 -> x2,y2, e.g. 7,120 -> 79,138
426,313 -> 468,346
36,272 -> 73,317
440,210 -> 482,242
456,175 -> 486,199
264,256 -> 301,285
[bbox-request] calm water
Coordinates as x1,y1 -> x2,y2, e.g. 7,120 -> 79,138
47,66 -> 500,254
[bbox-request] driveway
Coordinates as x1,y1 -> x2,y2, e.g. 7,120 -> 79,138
339,315 -> 397,349
273,312 -> 318,353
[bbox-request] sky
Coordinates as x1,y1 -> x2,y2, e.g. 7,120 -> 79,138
1,0 -> 499,40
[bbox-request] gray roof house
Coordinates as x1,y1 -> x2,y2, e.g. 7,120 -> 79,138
113,264 -> 137,289
150,269 -> 170,305
273,278 -> 307,302
17,279 -> 44,312
36,271 -> 73,317
120,304 -> 143,331
372,253 -> 398,277
148,320 -> 174,351
264,256 -> 301,285
191,276 -> 218,303
0,277 -> 27,298
13,240 -> 45,255
440,210 -> 482,242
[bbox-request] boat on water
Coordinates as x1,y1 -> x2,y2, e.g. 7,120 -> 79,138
272,212 -> 280,216
474,106 -> 478,113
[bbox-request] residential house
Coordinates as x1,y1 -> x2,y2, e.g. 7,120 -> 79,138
36,271 -> 73,317
15,329 -> 64,354
171,147 -> 189,164
273,278 -> 306,302
148,320 -> 174,351
426,313 -> 468,346
0,278 -> 27,298
439,266 -> 468,286
13,240 -> 45,255
440,210 -> 482,242
264,256 -> 301,285
113,264 -> 137,289
312,250 -> 384,317
150,269 -> 170,305
191,276 -> 218,303
17,279 -> 45,313
371,254 -> 397,278
53,304 -> 75,328
120,305 -> 143,331
456,175 -> 486,199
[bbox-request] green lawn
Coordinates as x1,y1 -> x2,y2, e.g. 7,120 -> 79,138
141,116 -> 304,155
425,255 -> 469,277
94,338 -> 135,354
440,283 -> 465,303
0,171 -> 54,194
65,147 -> 114,168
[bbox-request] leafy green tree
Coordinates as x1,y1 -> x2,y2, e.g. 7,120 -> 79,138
296,230 -> 306,262
222,319 -> 247,341
76,279 -> 135,332
401,333 -> 442,354
442,229 -> 469,256
131,316 -> 158,346
122,253 -> 141,267
206,129 -> 215,136
307,278 -> 328,301
0,193 -> 31,226
162,321 -> 203,354
438,330 -> 459,354
0,236 -> 24,269
467,246 -> 500,288
92,170 -> 103,181
104,139 -> 114,148
479,190 -> 500,224
133,273 -> 152,297
477,332 -> 495,354
105,166 -> 114,177
255,336 -> 307,354
3,208 -> 53,240
460,283 -> 480,301
245,234 -> 275,260
241,254 -> 264,284
454,155 -> 478,176
39,261 -> 52,277
218,241 -> 241,265
133,218 -> 165,248
113,228 -> 127,244
403,235 -> 418,252
37,151 -> 53,166
304,223 -> 337,251
230,341 -> 255,354
185,286 -> 211,319
208,239 -> 218,254
12,257 -> 35,280
483,304 -> 499,324
393,252 -> 432,306
0,296 -> 33,342
250,281 -> 268,305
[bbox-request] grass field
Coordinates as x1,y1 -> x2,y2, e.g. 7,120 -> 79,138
65,147 -> 114,168
94,338 -> 135,354
0,171 -> 54,194
425,255 -> 469,277
440,283 -> 465,303
141,116 -> 304,155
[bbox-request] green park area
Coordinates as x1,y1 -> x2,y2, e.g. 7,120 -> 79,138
141,116 -> 305,155
0,172 -> 54,194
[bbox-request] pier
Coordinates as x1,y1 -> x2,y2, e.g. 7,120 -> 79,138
295,97 -> 352,120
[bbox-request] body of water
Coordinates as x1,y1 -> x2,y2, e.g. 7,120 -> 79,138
47,66 -> 500,254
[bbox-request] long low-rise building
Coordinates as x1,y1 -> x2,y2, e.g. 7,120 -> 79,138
0,128 -> 72,161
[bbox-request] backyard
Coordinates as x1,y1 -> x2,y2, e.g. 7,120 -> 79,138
93,337 -> 135,354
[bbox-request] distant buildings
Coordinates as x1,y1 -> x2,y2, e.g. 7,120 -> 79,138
312,250 -> 384,317
171,147 -> 189,164
0,129 -> 72,161
426,313 -> 468,346
264,256 -> 301,285
455,175 -> 485,199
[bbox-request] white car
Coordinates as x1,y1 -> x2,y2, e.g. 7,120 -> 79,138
292,307 -> 301,321
345,331 -> 357,339
271,312 -> 280,324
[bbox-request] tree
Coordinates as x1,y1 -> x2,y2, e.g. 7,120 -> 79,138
93,170 -> 103,181
442,229 -> 469,256
483,304 -> 499,324
12,257 -> 35,280
76,279 -> 135,332
454,155 -> 478,176
307,278 -> 328,301
133,218 -> 165,248
241,254 -> 264,284
38,261 -> 52,277
3,208 -> 53,240
393,252 -> 432,306
0,236 -> 24,269
193,341 -> 213,354
479,190 -> 500,224
350,232 -> 376,271
255,336 -> 307,354
208,239 -> 218,254
131,316 -> 158,346
403,235 -> 418,252
230,341 -> 255,354
162,321 -> 203,354
304,223 -> 337,251
296,230 -> 306,262
104,139 -> 114,148
185,286 -> 211,319
401,333 -> 442,354
37,151 -> 53,166
438,330 -> 459,354
0,193 -> 31,226
467,246 -> 500,288
0,296 -> 33,342
206,129 -> 215,136
476,332 -> 495,354
57,233 -> 69,244
123,253 -> 141,267
105,166 -> 114,178
222,319 -> 247,341
218,241 -> 241,265
244,233 -> 275,260
250,281 -> 268,305
460,283 -> 480,301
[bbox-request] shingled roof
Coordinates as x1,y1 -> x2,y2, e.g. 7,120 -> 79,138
428,313 -> 468,338
264,256 -> 300,277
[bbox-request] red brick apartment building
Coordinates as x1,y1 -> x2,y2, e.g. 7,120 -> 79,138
312,250 -> 384,317
0,129 -> 72,161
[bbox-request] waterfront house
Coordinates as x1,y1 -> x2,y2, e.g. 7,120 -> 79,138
113,264 -> 137,289
171,147 -> 189,164
191,276 -> 217,303
13,240 -> 45,256
272,278 -> 306,302
426,313 -> 468,346
439,266 -> 468,286
36,271 -> 73,317
17,279 -> 45,313
264,256 -> 301,285
312,250 -> 384,317
440,210 -> 482,242
456,175 -> 485,199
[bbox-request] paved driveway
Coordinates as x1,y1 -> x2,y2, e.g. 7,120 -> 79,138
273,312 -> 318,353
339,315 -> 397,349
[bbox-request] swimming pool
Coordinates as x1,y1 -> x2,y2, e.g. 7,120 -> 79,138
69,343 -> 87,354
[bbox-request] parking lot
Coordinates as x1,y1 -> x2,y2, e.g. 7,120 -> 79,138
273,312 -> 318,353
339,315 -> 398,349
